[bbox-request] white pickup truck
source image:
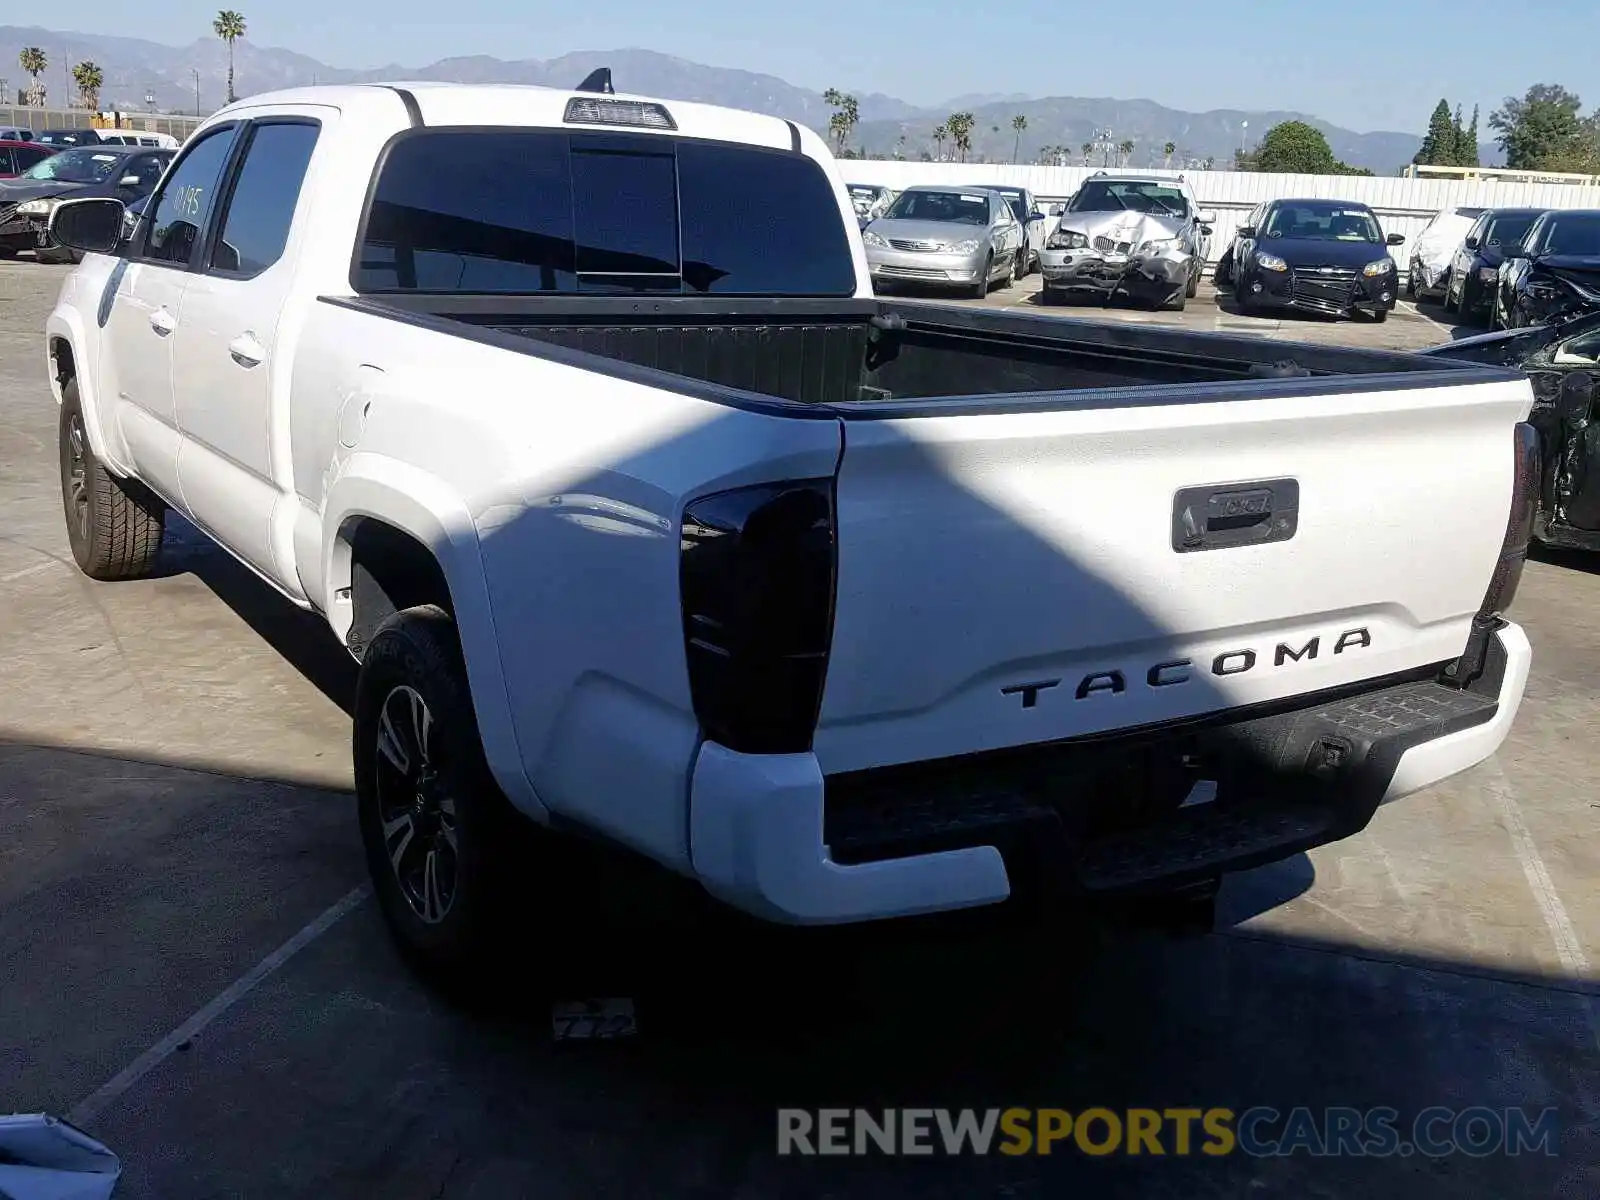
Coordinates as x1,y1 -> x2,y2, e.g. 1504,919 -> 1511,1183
44,80 -> 1537,978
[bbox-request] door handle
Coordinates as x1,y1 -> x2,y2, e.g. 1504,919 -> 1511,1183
149,307 -> 175,336
228,332 -> 265,367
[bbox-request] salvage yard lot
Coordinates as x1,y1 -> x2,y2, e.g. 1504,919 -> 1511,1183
1,259 -> 1597,1198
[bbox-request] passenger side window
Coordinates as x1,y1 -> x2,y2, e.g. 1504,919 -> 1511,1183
209,122 -> 320,277
0,148 -> 13,175
14,145 -> 50,172
141,127 -> 236,266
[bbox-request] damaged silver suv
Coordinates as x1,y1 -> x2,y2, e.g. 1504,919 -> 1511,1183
1039,172 -> 1214,311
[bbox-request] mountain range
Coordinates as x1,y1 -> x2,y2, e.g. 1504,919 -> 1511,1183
0,26 -> 1501,171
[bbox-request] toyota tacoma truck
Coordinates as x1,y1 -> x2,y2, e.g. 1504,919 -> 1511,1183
43,79 -> 1537,979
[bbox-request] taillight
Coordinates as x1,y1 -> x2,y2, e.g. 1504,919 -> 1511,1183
679,480 -> 837,754
1479,421 -> 1540,617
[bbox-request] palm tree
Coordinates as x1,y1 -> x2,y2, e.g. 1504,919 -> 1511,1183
932,123 -> 948,160
214,10 -> 247,104
822,89 -> 859,156
1080,140 -> 1093,166
946,112 -> 975,162
71,61 -> 104,111
1118,139 -> 1135,167
894,133 -> 908,161
1011,114 -> 1027,163
1163,140 -> 1177,168
18,47 -> 47,106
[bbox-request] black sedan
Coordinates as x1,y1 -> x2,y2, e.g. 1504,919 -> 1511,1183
0,145 -> 171,262
1225,198 -> 1405,321
1424,310 -> 1600,551
1491,208 -> 1600,330
1443,206 -> 1546,325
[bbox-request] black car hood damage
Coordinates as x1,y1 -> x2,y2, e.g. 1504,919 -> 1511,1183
1426,313 -> 1600,548
1535,256 -> 1600,302
1259,237 -> 1391,269
0,180 -> 80,203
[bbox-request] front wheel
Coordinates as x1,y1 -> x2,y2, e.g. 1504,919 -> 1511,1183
1442,271 -> 1458,313
1369,307 -> 1389,324
356,605 -> 543,984
58,378 -> 165,580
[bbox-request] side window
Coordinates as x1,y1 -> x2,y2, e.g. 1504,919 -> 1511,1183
1554,328 -> 1600,365
209,122 -> 319,277
15,146 -> 50,171
0,148 -> 13,175
141,127 -> 236,267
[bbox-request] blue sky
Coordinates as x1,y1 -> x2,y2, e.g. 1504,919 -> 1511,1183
44,0 -> 1600,132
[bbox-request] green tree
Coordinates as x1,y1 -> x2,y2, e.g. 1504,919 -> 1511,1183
823,88 -> 859,155
946,111 -> 975,162
1457,105 -> 1481,167
1011,113 -> 1027,163
1080,140 -> 1092,165
932,122 -> 948,160
18,47 -> 47,106
214,10 -> 247,104
1491,84 -> 1585,169
1163,140 -> 1176,168
1416,99 -> 1454,165
1252,120 -> 1337,173
71,61 -> 103,111
1117,138 -> 1135,166
894,132 -> 907,160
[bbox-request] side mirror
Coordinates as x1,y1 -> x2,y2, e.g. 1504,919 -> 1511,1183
1047,204 -> 1064,217
1196,209 -> 1217,225
49,197 -> 126,255
1386,232 -> 1406,246
118,174 -> 141,189
1028,210 -> 1045,223
1464,235 -> 1480,250
1238,224 -> 1256,239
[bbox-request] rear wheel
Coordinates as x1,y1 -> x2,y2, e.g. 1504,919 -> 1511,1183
1442,271 -> 1458,313
1013,248 -> 1027,285
1213,247 -> 1234,288
58,378 -> 165,580
1185,264 -> 1200,298
356,605 -> 546,986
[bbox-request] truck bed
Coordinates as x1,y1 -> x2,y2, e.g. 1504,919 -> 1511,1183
329,295 -> 1495,410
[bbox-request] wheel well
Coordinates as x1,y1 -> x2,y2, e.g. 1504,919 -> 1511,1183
345,520 -> 453,658
50,338 -> 76,389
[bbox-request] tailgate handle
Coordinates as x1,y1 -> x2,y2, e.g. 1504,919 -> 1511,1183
1172,478 -> 1299,553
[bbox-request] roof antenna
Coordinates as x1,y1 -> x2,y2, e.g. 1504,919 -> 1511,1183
576,68 -> 614,95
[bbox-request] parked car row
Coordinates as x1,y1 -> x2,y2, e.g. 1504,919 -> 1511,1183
1412,204 -> 1600,331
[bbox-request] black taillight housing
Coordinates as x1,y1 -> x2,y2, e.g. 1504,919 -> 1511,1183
1479,420 -> 1540,618
679,479 -> 838,754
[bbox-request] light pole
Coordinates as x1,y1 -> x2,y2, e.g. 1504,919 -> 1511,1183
192,69 -> 200,117
1241,120 -> 1250,154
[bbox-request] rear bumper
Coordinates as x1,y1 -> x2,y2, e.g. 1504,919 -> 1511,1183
686,622 -> 1530,924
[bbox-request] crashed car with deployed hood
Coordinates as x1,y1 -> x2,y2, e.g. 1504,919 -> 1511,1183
1491,208 -> 1600,330
1039,172 -> 1214,310
1408,205 -> 1483,301
1425,310 -> 1600,551
846,183 -> 896,227
1227,198 -> 1405,321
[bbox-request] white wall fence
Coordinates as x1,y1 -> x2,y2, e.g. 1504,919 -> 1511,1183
844,161 -> 1600,276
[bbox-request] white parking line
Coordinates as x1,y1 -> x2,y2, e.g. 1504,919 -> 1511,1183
0,561 -> 59,585
1485,762 -> 1599,1052
67,885 -> 370,1129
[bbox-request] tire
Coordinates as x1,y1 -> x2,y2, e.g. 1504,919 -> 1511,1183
1489,291 -> 1505,331
1213,247 -> 1233,288
1039,286 -> 1060,306
1369,307 -> 1389,324
58,378 -> 165,581
355,605 -> 539,984
1406,264 -> 1417,298
0,246 -> 16,260
36,246 -> 82,265
1442,271 -> 1458,313
1012,248 -> 1027,286
1185,265 -> 1200,299
1161,288 -> 1187,312
1459,276 -> 1482,325
967,254 -> 992,299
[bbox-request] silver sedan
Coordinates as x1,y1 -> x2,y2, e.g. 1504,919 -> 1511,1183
862,186 -> 1027,298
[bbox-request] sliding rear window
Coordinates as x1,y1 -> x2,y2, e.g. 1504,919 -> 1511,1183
353,129 -> 856,296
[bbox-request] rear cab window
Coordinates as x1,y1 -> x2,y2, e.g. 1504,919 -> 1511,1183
353,129 -> 857,295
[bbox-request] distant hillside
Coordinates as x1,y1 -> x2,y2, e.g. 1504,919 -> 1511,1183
0,25 -> 1499,172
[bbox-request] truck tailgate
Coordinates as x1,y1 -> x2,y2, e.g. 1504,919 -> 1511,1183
813,376 -> 1532,775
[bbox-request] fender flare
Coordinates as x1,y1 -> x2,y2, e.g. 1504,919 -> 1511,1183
323,455 -> 549,823
45,308 -> 125,469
